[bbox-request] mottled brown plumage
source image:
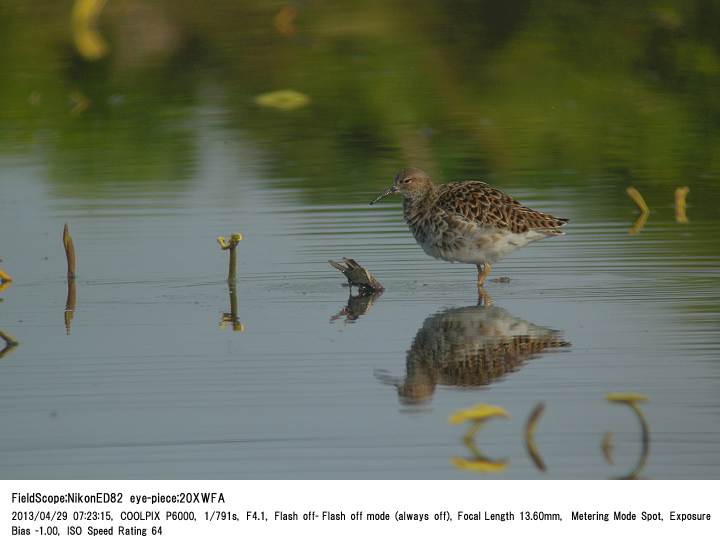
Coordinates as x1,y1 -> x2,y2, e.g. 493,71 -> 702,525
435,181 -> 567,235
370,168 -> 568,286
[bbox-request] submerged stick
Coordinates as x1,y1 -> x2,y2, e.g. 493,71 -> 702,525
62,224 -> 77,334
65,278 -> 76,335
220,281 -> 244,332
328,257 -> 383,293
217,234 -> 244,331
63,223 -> 76,279
217,233 -> 243,282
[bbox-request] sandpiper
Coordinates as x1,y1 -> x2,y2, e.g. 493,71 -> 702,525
370,168 -> 568,286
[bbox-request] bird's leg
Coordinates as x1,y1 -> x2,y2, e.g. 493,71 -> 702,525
476,264 -> 493,304
476,263 -> 491,286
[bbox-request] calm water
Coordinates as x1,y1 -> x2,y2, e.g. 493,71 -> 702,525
1,1 -> 719,479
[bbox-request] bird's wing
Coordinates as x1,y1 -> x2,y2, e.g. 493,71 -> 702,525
436,181 -> 568,235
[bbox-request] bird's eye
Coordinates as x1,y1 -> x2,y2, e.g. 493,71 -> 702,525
403,178 -> 412,184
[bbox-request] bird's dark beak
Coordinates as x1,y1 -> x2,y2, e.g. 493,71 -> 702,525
369,185 -> 397,205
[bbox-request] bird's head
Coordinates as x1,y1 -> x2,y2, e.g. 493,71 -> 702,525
369,168 -> 432,205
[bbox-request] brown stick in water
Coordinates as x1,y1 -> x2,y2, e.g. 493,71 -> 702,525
63,223 -> 76,279
217,233 -> 243,282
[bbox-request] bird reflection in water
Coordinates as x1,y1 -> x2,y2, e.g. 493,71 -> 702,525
377,302 -> 569,405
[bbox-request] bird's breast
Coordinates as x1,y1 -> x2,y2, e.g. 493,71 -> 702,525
403,205 -> 543,265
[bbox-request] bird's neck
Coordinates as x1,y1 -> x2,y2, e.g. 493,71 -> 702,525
403,181 -> 436,207
402,182 -> 437,222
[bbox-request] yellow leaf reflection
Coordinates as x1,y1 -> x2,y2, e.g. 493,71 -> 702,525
674,186 -> 689,223
605,392 -> 648,404
255,90 -> 310,111
626,187 -> 649,235
450,436 -> 508,474
450,456 -> 507,473
448,403 -> 509,425
274,6 -> 298,37
72,0 -> 108,61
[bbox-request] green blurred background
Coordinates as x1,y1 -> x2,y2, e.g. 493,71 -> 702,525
2,0 -> 719,205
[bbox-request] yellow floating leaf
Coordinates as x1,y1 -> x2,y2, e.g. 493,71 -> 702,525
448,403 -> 509,425
254,89 -> 310,111
450,457 -> 507,473
605,392 -> 648,404
0,269 -> 12,282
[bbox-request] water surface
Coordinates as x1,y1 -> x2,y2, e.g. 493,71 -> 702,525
1,1 -> 719,479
